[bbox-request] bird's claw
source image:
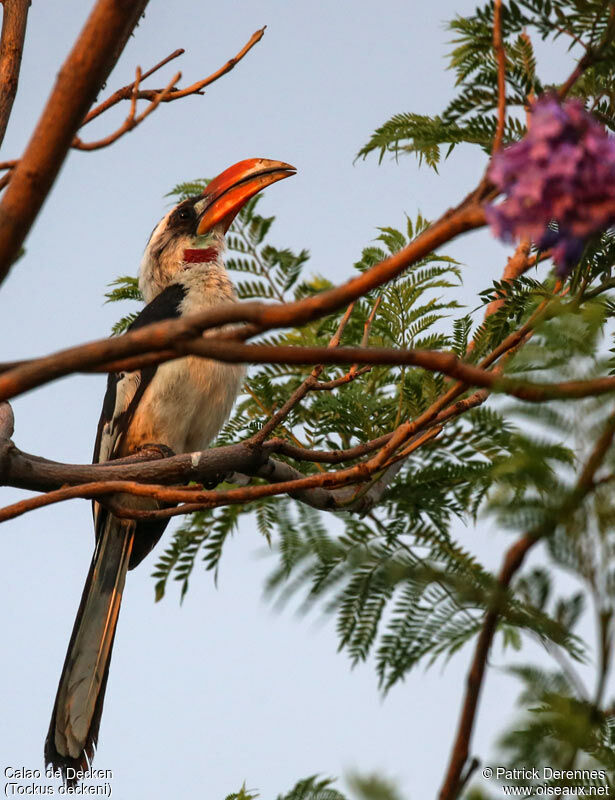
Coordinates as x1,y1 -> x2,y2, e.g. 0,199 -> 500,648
138,442 -> 175,460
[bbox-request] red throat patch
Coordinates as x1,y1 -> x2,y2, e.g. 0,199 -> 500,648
183,247 -> 218,263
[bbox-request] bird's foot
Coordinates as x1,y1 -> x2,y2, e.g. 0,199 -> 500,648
138,442 -> 176,460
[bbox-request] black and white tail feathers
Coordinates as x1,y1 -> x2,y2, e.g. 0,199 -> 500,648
45,517 -> 134,785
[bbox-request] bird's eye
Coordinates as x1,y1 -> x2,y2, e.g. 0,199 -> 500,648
178,207 -> 192,221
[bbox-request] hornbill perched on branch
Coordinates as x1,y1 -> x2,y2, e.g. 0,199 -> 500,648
45,158 -> 296,783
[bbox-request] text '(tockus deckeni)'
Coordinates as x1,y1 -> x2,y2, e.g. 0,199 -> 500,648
45,158 -> 296,784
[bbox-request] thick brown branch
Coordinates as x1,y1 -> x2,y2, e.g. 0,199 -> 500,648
0,388 -> 489,514
0,434 -> 377,521
76,426 -> 442,523
0,0 -> 30,148
7,335 -> 615,407
0,0 -> 150,285
140,429 -> 432,520
0,410 -> 446,524
2,441 -> 268,494
0,465 -> 358,524
0,400 -> 13,440
0,201 -> 487,399
146,339 -> 615,404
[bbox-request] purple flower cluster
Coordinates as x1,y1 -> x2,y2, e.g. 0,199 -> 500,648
486,96 -> 615,276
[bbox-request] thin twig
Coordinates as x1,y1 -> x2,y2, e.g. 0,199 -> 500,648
558,5 -> 615,99
81,47 -> 185,126
0,25 -> 266,199
153,26 -> 266,100
484,239 -> 531,317
72,70 -> 181,151
438,411 -> 615,800
492,0 -> 506,153
311,365 -> 372,391
249,302 -> 356,445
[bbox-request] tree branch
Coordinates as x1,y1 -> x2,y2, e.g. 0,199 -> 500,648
25,425 -> 442,524
80,48 -> 185,126
492,0 -> 506,153
0,0 -> 30,148
0,200 -> 487,399
0,458 -> 359,523
73,26 -> 265,149
0,400 -> 13,440
557,4 -> 615,100
0,27 -> 267,175
8,334 -> 615,407
152,26 -> 266,100
0,0 -> 150,285
483,239 -> 531,317
1,439 -> 267,494
438,410 -> 615,800
249,301 -> 356,445
0,384 -> 490,503
72,68 -> 181,151
438,533 -> 536,800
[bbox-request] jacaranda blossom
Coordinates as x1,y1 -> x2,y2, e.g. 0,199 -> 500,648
486,96 -> 615,276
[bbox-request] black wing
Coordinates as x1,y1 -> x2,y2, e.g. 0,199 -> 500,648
92,283 -> 187,563
92,282 -> 187,465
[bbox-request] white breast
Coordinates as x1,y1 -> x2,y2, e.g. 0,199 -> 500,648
129,356 -> 244,454
127,261 -> 244,455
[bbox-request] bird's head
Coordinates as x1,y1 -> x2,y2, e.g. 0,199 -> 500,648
139,158 -> 296,303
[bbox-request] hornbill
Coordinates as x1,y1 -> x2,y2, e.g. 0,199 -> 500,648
45,158 -> 296,783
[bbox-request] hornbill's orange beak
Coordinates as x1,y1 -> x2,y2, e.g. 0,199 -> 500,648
197,158 -> 296,234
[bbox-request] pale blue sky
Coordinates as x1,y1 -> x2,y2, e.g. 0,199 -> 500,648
0,2 -> 601,799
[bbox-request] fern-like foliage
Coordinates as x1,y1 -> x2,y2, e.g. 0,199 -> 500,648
106,184 -> 615,694
225,786 -> 260,800
358,0 -> 615,167
276,776 -> 348,800
103,7 -> 615,793
473,663 -> 615,797
105,275 -> 143,335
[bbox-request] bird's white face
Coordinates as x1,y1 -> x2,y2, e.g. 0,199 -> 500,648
139,199 -> 226,304
139,159 -> 296,304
